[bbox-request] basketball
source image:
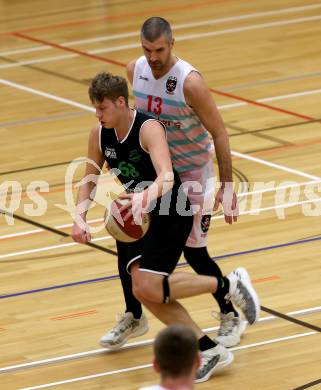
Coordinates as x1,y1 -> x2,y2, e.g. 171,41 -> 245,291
104,198 -> 150,242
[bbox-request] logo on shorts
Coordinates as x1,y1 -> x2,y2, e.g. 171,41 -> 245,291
166,76 -> 177,94
201,215 -> 211,233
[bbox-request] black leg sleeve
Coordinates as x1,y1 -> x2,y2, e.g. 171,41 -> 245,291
184,246 -> 238,316
117,242 -> 143,319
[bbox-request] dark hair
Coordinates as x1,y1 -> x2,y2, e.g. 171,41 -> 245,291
88,72 -> 128,105
141,17 -> 172,42
154,325 -> 198,378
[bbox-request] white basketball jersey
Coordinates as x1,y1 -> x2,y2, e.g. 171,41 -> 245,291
133,56 -> 213,173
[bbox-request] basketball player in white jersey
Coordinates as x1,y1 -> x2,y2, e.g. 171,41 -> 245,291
100,18 -> 258,353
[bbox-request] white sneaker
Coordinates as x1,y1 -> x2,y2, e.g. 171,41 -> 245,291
226,267 -> 260,324
214,312 -> 247,347
100,312 -> 149,350
195,344 -> 234,383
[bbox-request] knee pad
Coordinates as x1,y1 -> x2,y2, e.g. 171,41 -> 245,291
162,275 -> 170,304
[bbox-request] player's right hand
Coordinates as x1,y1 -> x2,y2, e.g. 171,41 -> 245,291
119,191 -> 150,224
213,183 -> 239,225
72,221 -> 91,243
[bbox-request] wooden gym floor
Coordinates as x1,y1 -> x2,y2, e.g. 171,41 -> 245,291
0,0 -> 320,389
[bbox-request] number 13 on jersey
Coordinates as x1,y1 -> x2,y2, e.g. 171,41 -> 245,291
147,95 -> 163,115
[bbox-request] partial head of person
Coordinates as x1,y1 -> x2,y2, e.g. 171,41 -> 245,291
152,325 -> 200,389
89,72 -> 129,128
141,17 -> 175,75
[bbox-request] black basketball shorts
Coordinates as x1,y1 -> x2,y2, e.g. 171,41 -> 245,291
117,212 -> 193,276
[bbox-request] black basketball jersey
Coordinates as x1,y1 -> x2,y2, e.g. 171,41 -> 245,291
100,110 -> 188,215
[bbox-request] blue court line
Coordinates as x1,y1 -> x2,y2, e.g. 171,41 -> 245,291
1,235 -> 320,300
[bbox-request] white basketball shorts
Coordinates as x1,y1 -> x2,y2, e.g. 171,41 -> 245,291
178,160 -> 215,248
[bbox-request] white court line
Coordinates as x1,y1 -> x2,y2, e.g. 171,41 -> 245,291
0,78 -> 320,183
1,79 -> 321,142
212,197 -> 321,220
0,218 -> 104,240
0,228 -> 43,240
19,331 -> 318,390
2,178 -> 319,201
20,363 -> 153,390
0,53 -> 78,69
0,78 -> 319,258
0,33 -> 140,56
258,89 -> 321,103
1,196 -> 321,260
238,179 -> 321,196
2,3 -> 321,56
0,79 -> 94,112
232,151 -> 321,181
218,87 -> 321,110
1,180 -> 321,243
0,235 -> 112,260
1,78 -> 321,124
1,305 -> 320,375
173,14 -> 321,42
2,14 -> 321,69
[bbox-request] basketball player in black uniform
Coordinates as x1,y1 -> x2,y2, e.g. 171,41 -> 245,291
71,72 -> 260,383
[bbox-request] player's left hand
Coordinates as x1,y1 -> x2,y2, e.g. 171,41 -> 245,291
213,183 -> 239,224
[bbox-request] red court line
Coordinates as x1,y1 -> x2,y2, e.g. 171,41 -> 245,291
210,88 -> 315,121
2,0 -> 221,35
10,32 -> 315,124
10,32 -> 316,123
10,32 -> 126,68
253,275 -> 280,283
50,309 -> 97,321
